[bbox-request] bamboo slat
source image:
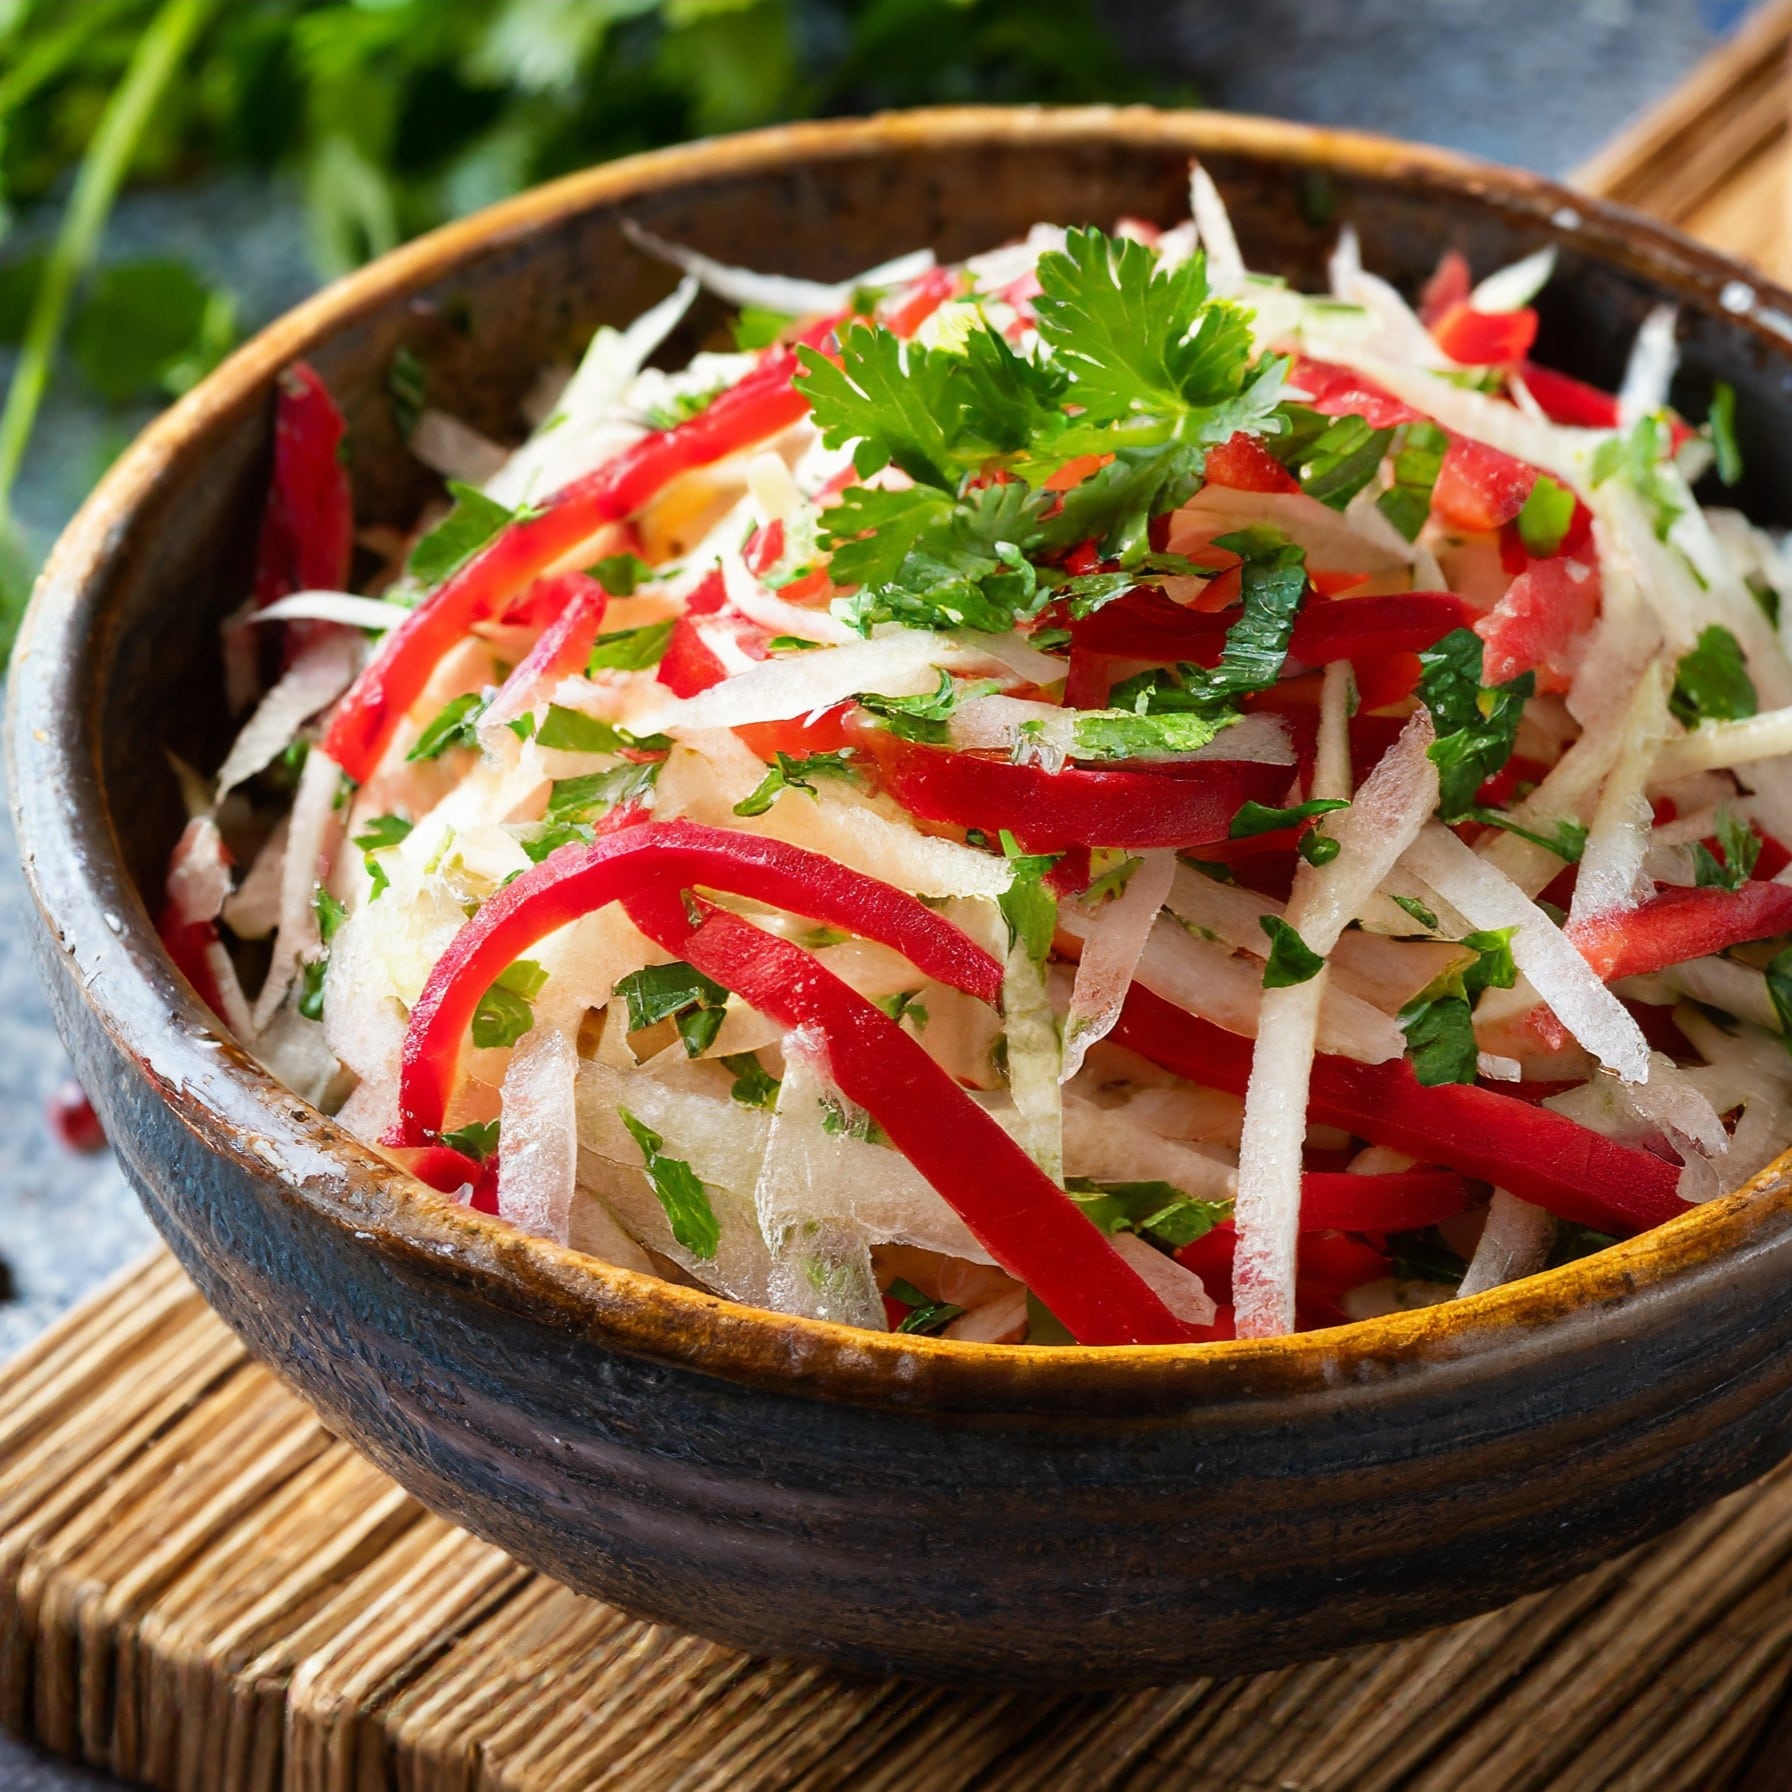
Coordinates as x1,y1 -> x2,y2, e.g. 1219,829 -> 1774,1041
8,19 -> 1792,1788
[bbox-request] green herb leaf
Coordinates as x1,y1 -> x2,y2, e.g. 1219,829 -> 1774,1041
534,705 -> 668,754
734,305 -> 795,351
312,886 -> 347,944
1709,381 -> 1742,487
513,819 -> 598,864
873,989 -> 930,1029
1392,894 -> 1440,932
408,483 -> 521,587
732,749 -> 860,817
69,258 -> 235,402
855,670 -> 968,744
587,553 -> 656,597
1397,928 -> 1518,1086
406,692 -> 485,763
642,381 -> 724,431
1259,914 -> 1325,988
587,620 -> 675,672
884,1277 -> 966,1336
1229,797 -> 1351,839
721,1051 -> 780,1109
1690,806 -> 1762,892
619,1108 -> 719,1261
1464,807 -> 1588,861
614,960 -> 729,1057
1065,1178 -> 1232,1249
1766,945 -> 1792,1041
1270,405 -> 1392,510
1376,419 -> 1449,541
471,959 -> 547,1050
1591,413 -> 1683,540
1671,623 -> 1757,727
997,829 -> 1059,968
545,760 -> 660,823
352,814 -> 413,855
1516,474 -> 1576,558
440,1119 -> 500,1162
1416,628 -> 1535,820
1081,853 -> 1141,904
388,346 -> 426,437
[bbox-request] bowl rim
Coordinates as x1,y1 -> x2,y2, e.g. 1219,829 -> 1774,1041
13,102 -> 1792,1413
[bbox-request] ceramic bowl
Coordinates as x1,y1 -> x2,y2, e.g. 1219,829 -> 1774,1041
14,108 -> 1792,1688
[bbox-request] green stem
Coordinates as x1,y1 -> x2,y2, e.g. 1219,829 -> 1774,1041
0,0 -> 149,124
0,0 -> 220,532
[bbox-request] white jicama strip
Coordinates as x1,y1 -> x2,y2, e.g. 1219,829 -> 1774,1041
163,816 -> 255,1039
1470,246 -> 1556,313
1402,823 -> 1650,1083
497,1026 -> 582,1245
484,276 -> 697,508
1654,704 -> 1792,781
221,815 -> 287,941
1059,1098 -> 1237,1202
1457,1190 -> 1556,1297
1653,955 -> 1781,1033
1617,305 -> 1678,427
1061,849 -> 1175,1081
214,630 -> 361,797
409,408 -> 510,485
1326,225 -> 1450,369
253,591 -> 404,632
253,744 -> 347,1034
622,218 -> 932,316
1168,486 -> 1412,575
1002,938 -> 1063,1181
949,694 -> 1294,767
753,1038 -> 887,1330
1567,659 -> 1670,927
1189,161 -> 1245,297
946,628 -> 1074,688
718,551 -> 857,645
1111,1230 -> 1217,1326
1234,668 -> 1427,1338
1621,1053 -> 1728,1160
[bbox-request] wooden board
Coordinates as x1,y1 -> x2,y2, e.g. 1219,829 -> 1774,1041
5,1250 -> 1792,1792
10,16 -> 1792,1789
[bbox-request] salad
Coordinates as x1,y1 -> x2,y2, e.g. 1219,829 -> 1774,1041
162,166 -> 1792,1347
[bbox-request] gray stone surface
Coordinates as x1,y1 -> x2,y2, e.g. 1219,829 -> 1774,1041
0,5 -> 1760,1784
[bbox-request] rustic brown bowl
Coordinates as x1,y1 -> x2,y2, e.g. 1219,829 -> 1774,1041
13,107 -> 1792,1689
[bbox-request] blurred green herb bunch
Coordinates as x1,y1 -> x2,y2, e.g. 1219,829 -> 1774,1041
0,0 -> 1164,654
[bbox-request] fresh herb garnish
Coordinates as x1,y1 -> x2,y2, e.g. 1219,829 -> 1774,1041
1416,628 -> 1535,820
534,705 -> 669,754
1515,474 -> 1576,558
586,553 -> 656,597
642,382 -> 724,431
406,692 -> 486,762
1709,381 -> 1742,487
732,749 -> 860,817
1690,807 -> 1762,892
613,961 -> 730,1057
885,1277 -> 965,1336
873,989 -> 931,1029
1464,807 -> 1588,861
1671,623 -> 1757,727
587,621 -> 675,672
471,959 -> 547,1050
996,829 -> 1059,968
440,1119 -> 500,1162
1081,852 -> 1141,904
1376,419 -> 1448,541
854,670 -> 968,744
313,886 -> 347,944
1391,893 -> 1440,932
408,484 -> 523,587
1066,1178 -> 1232,1249
721,1051 -> 781,1109
1269,405 -> 1391,510
1229,797 -> 1351,839
1397,928 -> 1518,1086
545,760 -> 661,823
1591,412 -> 1683,540
1258,914 -> 1325,988
619,1108 -> 719,1261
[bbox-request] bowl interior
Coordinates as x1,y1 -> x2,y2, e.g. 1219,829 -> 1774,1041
21,108 -> 1792,1394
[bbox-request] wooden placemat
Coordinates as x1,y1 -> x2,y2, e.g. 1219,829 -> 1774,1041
11,17 -> 1792,1789
5,1249 -> 1792,1792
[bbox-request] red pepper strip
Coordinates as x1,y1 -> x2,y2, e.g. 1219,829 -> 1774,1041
1566,883 -> 1792,984
623,885 -> 1202,1346
1069,587 -> 1232,661
880,264 -> 960,338
388,1144 -> 499,1212
1431,302 -> 1538,367
1517,361 -> 1620,430
488,573 -> 607,714
157,907 -> 236,1024
322,343 -> 818,783
1299,1171 -> 1473,1231
656,617 -> 729,696
860,735 -> 1290,852
391,821 -> 1004,1145
1418,249 -> 1472,326
1286,356 -> 1423,428
1286,593 -> 1472,668
1111,987 -> 1686,1235
253,361 -> 353,607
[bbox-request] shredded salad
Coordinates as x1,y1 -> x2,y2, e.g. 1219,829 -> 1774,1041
165,167 -> 1792,1346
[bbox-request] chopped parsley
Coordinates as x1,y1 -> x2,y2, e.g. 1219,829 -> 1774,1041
613,961 -> 730,1057
587,621 -> 675,672
1464,807 -> 1588,861
1391,894 -> 1440,933
996,830 -> 1059,968
352,812 -> 413,899
1081,852 -> 1141,904
408,483 -> 524,587
1259,914 -> 1324,988
1229,797 -> 1351,839
885,1277 -> 965,1336
1591,412 -> 1683,540
1708,381 -> 1742,487
721,1051 -> 780,1109
1066,1179 -> 1232,1249
1690,807 -> 1762,892
1377,419 -> 1448,541
440,1119 -> 500,1162
1270,405 -> 1392,510
587,552 -> 656,597
471,959 -> 547,1050
732,749 -> 861,817
1515,474 -> 1576,558
619,1108 -> 719,1260
313,886 -> 347,944
1671,623 -> 1757,727
534,705 -> 668,754
545,760 -> 660,823
1416,628 -> 1534,820
1397,928 -> 1518,1086
854,669 -> 968,744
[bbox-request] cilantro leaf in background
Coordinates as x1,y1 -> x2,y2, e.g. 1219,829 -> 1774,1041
619,1108 -> 720,1260
587,621 -> 675,672
1270,405 -> 1392,510
1690,807 -> 1762,892
1671,624 -> 1757,727
614,960 -> 730,1057
1417,628 -> 1535,820
1708,381 -> 1743,487
407,483 -> 521,587
1397,927 -> 1518,1086
1259,914 -> 1324,988
733,749 -> 860,817
68,258 -> 236,402
1377,419 -> 1449,541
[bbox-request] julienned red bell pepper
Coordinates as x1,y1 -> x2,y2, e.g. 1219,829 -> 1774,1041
1518,361 -> 1621,430
253,362 -> 353,607
322,341 -> 821,784
1567,882 -> 1792,984
656,617 -> 729,696
388,1143 -> 500,1212
620,884 -> 1203,1346
859,734 -> 1290,852
1298,1171 -> 1474,1231
487,573 -> 607,716
1286,356 -> 1422,429
1287,593 -> 1473,668
1430,302 -> 1538,367
1110,987 -> 1686,1235
880,264 -> 961,338
391,821 -> 1004,1145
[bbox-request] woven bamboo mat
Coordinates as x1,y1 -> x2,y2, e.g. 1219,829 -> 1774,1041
11,16 -> 1792,1790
